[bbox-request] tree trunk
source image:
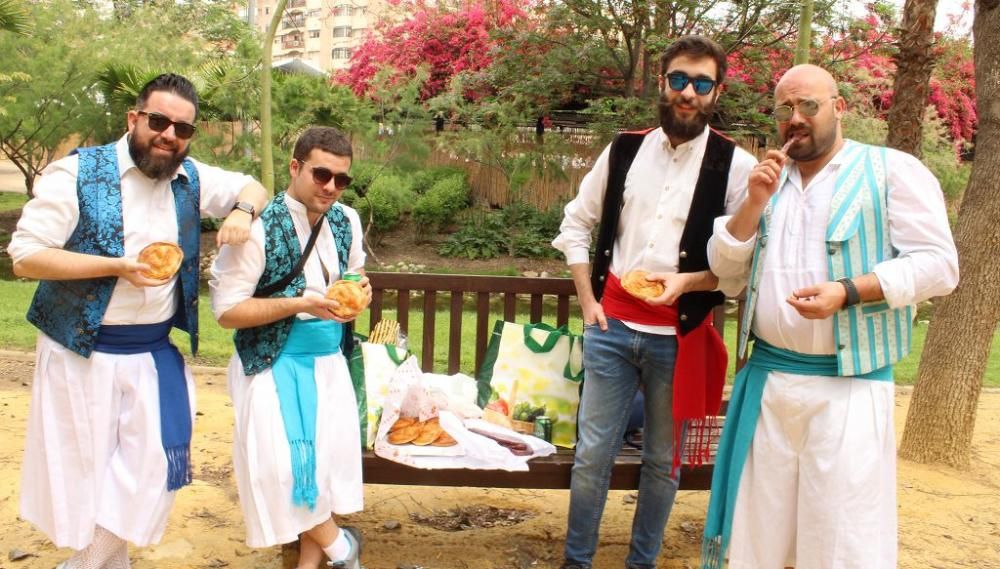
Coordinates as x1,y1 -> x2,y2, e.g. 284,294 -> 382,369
794,0 -> 814,64
898,0 -> 1000,468
885,0 -> 939,158
260,0 -> 288,195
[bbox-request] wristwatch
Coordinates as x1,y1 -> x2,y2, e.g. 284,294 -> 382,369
837,277 -> 861,308
231,201 -> 255,217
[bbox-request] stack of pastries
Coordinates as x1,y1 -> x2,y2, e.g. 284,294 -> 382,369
386,416 -> 457,447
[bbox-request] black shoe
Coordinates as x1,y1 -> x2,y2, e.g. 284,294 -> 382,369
327,526 -> 363,569
560,563 -> 591,569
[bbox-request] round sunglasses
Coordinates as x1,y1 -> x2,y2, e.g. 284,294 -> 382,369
137,111 -> 197,139
664,71 -> 717,96
773,96 -> 838,122
296,159 -> 353,189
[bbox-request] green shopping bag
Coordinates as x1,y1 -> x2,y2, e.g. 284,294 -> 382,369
476,321 -> 584,448
354,341 -> 410,449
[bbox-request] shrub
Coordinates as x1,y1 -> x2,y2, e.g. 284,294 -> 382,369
410,165 -> 467,195
348,173 -> 416,241
412,173 -> 471,233
439,202 -> 563,259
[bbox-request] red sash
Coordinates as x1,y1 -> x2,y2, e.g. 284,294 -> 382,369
601,272 -> 727,472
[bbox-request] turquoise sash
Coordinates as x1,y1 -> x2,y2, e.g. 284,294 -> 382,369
701,339 -> 891,568
272,318 -> 343,510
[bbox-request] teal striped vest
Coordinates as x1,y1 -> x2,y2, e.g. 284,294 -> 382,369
738,140 -> 912,376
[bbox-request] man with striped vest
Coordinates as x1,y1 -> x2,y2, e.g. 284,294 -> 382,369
553,36 -> 756,569
703,64 -> 959,569
210,127 -> 369,569
9,73 -> 267,568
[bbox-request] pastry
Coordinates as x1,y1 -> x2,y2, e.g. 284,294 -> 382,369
412,420 -> 444,446
431,431 -> 457,447
325,279 -> 366,319
389,417 -> 417,432
137,242 -> 183,280
621,270 -> 665,300
387,423 -> 422,445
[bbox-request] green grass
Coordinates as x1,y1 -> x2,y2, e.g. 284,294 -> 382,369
1,279 -> 998,386
0,192 -> 27,212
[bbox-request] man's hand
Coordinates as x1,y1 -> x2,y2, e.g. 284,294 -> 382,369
747,149 -> 788,207
298,294 -> 342,320
786,281 -> 847,320
644,272 -> 692,306
117,258 -> 171,288
582,298 -> 608,331
216,210 -> 253,247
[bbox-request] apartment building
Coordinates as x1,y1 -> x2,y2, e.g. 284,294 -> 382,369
243,0 -> 385,73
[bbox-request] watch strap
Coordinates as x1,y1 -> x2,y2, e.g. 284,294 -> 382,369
837,277 -> 861,307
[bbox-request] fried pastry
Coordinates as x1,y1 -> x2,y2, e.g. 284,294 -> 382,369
387,423 -> 422,445
325,279 -> 366,319
621,270 -> 666,300
389,417 -> 417,432
431,431 -> 457,447
412,420 -> 443,446
137,242 -> 183,281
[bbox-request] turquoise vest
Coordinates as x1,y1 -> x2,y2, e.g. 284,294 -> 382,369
26,142 -> 202,357
738,141 -> 913,376
234,192 -> 352,375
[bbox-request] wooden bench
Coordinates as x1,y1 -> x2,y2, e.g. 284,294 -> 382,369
358,271 -> 729,491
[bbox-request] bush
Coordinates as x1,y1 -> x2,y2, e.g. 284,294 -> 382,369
410,165 -> 467,195
439,202 -> 563,259
348,173 -> 416,240
412,174 -> 471,233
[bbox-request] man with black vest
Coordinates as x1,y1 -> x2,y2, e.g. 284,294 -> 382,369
552,36 -> 756,569
9,73 -> 267,568
210,127 -> 369,569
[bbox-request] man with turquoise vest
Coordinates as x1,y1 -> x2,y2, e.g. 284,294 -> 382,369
210,126 -> 370,569
9,73 -> 267,567
702,64 -> 959,569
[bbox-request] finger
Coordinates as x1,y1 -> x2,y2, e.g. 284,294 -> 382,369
597,312 -> 608,331
792,285 -> 821,299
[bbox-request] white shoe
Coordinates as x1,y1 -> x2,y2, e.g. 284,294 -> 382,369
326,526 -> 362,569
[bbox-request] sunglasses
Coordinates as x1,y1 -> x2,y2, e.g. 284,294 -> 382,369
773,96 -> 838,122
296,159 -> 353,189
664,71 -> 717,96
137,111 -> 197,139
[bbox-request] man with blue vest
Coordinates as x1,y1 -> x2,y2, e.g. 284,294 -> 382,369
552,35 -> 756,569
702,64 -> 959,569
210,126 -> 369,569
9,73 -> 267,567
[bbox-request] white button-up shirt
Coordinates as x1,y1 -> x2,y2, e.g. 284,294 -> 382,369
8,135 -> 254,325
708,141 -> 959,354
552,126 -> 757,333
209,194 -> 365,321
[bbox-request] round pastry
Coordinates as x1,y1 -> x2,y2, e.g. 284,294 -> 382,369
431,431 -> 457,447
325,279 -> 366,319
389,417 -> 417,433
412,420 -> 444,446
387,423 -> 422,445
621,270 -> 665,300
137,242 -> 183,280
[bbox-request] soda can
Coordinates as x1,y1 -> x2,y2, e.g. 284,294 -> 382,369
343,271 -> 362,283
533,416 -> 553,442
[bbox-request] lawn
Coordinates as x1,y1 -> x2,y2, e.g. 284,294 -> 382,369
1,279 -> 997,387
0,192 -> 27,212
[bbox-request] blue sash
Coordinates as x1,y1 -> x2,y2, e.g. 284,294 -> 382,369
272,318 -> 343,510
93,320 -> 192,491
701,339 -> 892,569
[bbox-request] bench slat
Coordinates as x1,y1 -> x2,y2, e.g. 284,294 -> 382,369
448,292 -> 463,374
475,292 -> 490,375
421,290 -> 436,372
397,290 -> 410,337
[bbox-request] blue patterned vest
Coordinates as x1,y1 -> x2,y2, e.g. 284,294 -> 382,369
234,192 -> 353,375
737,141 -> 912,376
26,143 -> 202,357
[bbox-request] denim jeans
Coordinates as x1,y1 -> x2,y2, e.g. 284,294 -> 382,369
564,318 -> 680,569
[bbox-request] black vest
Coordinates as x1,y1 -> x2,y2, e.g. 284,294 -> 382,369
590,128 -> 735,335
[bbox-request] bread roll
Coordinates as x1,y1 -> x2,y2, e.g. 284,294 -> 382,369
137,242 -> 183,280
621,270 -> 665,300
325,279 -> 366,319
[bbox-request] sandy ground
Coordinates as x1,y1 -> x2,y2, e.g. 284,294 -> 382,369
0,160 -> 26,193
0,350 -> 998,569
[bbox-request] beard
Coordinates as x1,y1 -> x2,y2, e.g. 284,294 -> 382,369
784,124 -> 836,162
128,134 -> 189,180
658,94 -> 716,142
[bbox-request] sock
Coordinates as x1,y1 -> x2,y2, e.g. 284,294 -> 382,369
64,526 -> 129,569
322,529 -> 352,561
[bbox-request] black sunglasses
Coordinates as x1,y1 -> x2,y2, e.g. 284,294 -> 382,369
137,111 -> 197,139
665,71 -> 717,96
296,159 -> 353,189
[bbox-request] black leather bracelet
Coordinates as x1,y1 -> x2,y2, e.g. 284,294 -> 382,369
837,277 -> 861,307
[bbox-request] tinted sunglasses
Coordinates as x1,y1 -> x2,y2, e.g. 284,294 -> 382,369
773,96 -> 838,122
665,71 -> 717,96
137,111 -> 197,139
296,159 -> 353,189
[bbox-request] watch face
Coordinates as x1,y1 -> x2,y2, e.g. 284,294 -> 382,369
234,202 -> 253,214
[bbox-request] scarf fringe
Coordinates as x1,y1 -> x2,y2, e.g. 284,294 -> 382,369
165,444 -> 192,491
290,439 -> 318,511
700,535 -> 724,569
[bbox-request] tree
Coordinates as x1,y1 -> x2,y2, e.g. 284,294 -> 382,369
0,0 -> 30,35
259,0 -> 288,194
794,0 -> 815,64
898,0 -> 998,468
885,0 -> 939,157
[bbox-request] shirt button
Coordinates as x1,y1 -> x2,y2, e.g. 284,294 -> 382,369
828,247 -> 836,255
604,249 -> 611,256
760,237 -> 768,248
86,294 -> 96,301
838,344 -> 846,350
679,314 -> 688,321
598,275 -> 605,282
679,250 -> 688,259
296,288 -> 304,295
648,243 -> 654,248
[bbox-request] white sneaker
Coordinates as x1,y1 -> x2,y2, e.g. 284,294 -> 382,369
326,526 -> 362,569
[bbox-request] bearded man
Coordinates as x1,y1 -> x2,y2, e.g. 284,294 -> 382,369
9,73 -> 267,568
551,35 -> 757,569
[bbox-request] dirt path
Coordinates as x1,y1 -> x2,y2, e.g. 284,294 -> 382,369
0,351 -> 998,569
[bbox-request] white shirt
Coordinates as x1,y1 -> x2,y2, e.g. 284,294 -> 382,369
7,135 -> 255,325
552,126 -> 757,333
708,141 -> 959,355
209,194 -> 365,320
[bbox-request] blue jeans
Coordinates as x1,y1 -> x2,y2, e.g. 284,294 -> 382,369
564,318 -> 680,568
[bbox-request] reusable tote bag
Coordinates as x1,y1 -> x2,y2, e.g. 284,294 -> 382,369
359,341 -> 410,448
476,321 -> 584,448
